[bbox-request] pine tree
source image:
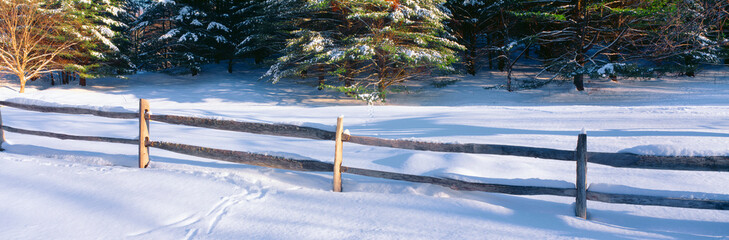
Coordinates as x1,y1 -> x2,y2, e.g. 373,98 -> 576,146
207,0 -> 240,73
44,0 -> 131,84
235,0 -> 308,64
122,0 -> 154,72
170,3 -> 214,75
131,0 -> 188,72
265,0 -> 464,101
443,0 -> 494,75
130,0 -> 242,75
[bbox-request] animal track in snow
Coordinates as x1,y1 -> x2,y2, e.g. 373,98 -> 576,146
128,181 -> 271,239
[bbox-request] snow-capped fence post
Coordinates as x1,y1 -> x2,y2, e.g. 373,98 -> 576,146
575,132 -> 588,219
139,99 -> 151,168
333,116 -> 344,192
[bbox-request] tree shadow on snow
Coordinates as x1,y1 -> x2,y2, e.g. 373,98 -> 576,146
3,143 -> 726,239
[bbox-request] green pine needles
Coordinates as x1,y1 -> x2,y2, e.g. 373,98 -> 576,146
264,0 -> 464,101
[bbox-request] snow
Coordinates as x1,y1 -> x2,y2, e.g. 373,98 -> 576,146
207,22 -> 229,32
619,144 -> 719,157
179,32 -> 199,42
159,29 -> 180,40
0,62 -> 728,239
588,183 -> 729,201
303,33 -> 331,53
326,49 -> 345,61
596,63 -> 621,76
92,28 -> 120,52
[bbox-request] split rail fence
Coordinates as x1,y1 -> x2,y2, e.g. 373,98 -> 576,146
1,99 -> 728,218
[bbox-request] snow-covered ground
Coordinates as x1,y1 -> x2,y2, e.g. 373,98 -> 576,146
1,63 -> 728,239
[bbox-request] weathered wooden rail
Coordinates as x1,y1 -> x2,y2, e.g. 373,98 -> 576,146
0,100 -> 728,218
2,101 -> 726,171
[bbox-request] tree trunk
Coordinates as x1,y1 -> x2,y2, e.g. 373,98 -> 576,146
19,75 -> 26,93
684,55 -> 695,77
228,59 -> 234,73
80,76 -> 86,86
317,75 -> 325,90
50,73 -> 55,86
254,50 -> 265,64
466,26 -> 477,76
574,74 -> 585,91
487,36 -> 494,70
497,58 -> 505,71
507,69 -> 513,92
62,71 -> 69,85
572,0 -> 587,91
317,65 -> 325,90
466,48 -> 476,76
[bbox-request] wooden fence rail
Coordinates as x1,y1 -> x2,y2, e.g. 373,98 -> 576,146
151,114 -> 337,141
0,100 -> 137,119
1,100 -> 726,171
3,123 -> 727,210
0,99 -> 727,217
2,125 -> 137,145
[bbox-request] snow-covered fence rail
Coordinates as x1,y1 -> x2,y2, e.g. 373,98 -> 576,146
0,100 -> 728,215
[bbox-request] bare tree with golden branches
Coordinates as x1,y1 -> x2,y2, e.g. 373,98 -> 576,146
0,0 -> 74,93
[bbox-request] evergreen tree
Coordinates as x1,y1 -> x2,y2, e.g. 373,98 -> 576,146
446,0 -> 537,90
131,1 -> 203,73
169,3 -> 214,75
45,0 -> 131,84
265,0 -> 464,101
131,0 -> 178,71
207,0 -> 241,72
235,0 -> 308,64
443,0 -> 494,75
122,0 -> 154,72
130,0 -> 241,75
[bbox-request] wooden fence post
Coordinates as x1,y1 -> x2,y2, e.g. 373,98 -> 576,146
333,116 -> 344,192
139,99 -> 150,168
575,132 -> 588,218
0,106 -> 4,151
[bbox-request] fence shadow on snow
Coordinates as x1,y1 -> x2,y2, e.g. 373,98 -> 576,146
0,99 -> 727,219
